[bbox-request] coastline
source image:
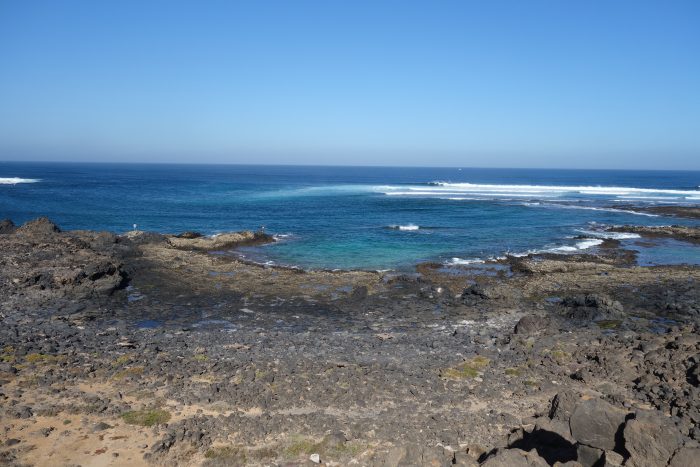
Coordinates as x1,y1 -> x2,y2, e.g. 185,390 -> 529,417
1,215 -> 699,466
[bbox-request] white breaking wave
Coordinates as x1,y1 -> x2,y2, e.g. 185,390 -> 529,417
547,239 -> 604,253
425,182 -> 700,197
0,177 -> 40,185
445,237 -> 605,265
389,224 -> 420,231
505,238 -> 605,258
385,190 -> 555,198
249,182 -> 698,205
447,257 -> 485,265
576,230 -> 641,240
530,204 -> 660,217
377,182 -> 700,210
616,195 -> 680,200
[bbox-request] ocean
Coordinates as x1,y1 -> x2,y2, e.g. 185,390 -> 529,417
1,162 -> 699,270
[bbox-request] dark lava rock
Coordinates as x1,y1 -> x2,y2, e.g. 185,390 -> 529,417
604,450 -> 625,466
373,445 -> 457,466
563,294 -> 623,315
322,431 -> 348,449
509,419 -> 577,464
92,422 -> 113,432
349,285 -> 368,302
16,217 -> 61,235
481,448 -> 548,466
576,444 -> 604,467
0,219 -> 16,234
549,391 -> 580,422
569,398 -> 629,451
84,261 -> 118,281
688,362 -> 700,387
668,447 -> 700,467
124,231 -> 168,245
89,231 -> 119,249
623,411 -> 683,467
13,406 -> 33,419
514,315 -> 549,335
462,284 -> 504,304
5,439 -> 21,447
176,231 -> 203,239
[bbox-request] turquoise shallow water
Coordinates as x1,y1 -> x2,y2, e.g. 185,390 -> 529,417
1,162 -> 699,270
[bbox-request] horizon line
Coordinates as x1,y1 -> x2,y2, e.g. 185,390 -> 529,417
2,160 -> 700,173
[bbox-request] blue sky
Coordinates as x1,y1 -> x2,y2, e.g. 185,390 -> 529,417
1,1 -> 699,169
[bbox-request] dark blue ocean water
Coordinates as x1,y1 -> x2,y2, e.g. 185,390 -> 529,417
2,162 -> 699,270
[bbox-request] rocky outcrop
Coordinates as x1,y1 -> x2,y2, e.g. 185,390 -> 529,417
512,259 -> 614,275
569,398 -> 628,451
0,218 -> 129,312
623,411 -> 683,467
167,230 -> 273,250
669,447 -> 700,467
611,205 -> 700,220
175,231 -> 203,239
481,448 -> 548,466
486,394 -> 694,467
15,216 -> 61,235
563,294 -> 623,315
561,294 -> 623,321
609,225 -> 700,244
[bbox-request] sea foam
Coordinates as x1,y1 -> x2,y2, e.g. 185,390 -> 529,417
388,224 -> 420,231
426,182 -> 700,196
379,182 -> 700,205
576,230 -> 641,240
447,257 -> 485,265
548,238 -> 605,252
0,177 -> 40,185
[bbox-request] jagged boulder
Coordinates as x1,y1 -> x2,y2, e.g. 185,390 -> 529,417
16,217 -> 61,235
514,315 -> 550,335
576,444 -> 603,467
549,391 -> 580,422
481,448 -> 548,466
569,399 -> 629,451
668,447 -> 700,467
623,411 -> 683,467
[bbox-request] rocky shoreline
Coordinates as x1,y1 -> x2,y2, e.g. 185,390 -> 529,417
1,217 -> 699,466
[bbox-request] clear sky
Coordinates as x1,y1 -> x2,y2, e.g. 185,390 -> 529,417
1,0 -> 699,169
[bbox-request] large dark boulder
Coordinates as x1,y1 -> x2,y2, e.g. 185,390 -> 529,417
576,444 -> 604,467
623,411 -> 683,467
563,294 -> 623,315
0,219 -> 16,234
569,398 -> 629,451
481,448 -> 548,466
549,391 -> 580,422
669,447 -> 700,467
514,315 -> 549,335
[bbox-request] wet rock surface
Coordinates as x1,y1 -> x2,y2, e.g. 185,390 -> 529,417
609,224 -> 700,244
1,218 -> 699,466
